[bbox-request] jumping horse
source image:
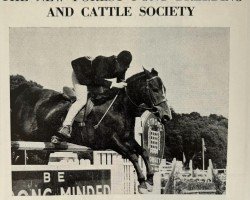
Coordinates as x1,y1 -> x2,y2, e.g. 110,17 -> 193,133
11,68 -> 171,193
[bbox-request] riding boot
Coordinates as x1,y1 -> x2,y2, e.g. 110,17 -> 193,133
58,125 -> 72,138
82,98 -> 94,126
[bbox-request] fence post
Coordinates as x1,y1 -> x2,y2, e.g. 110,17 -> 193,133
163,158 -> 177,194
110,154 -> 124,194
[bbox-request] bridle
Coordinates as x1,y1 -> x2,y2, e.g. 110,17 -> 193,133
125,87 -> 154,110
125,75 -> 167,111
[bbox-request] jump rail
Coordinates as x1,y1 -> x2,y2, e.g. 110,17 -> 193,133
11,141 -> 90,152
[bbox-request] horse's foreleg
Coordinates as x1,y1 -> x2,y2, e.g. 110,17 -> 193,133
112,135 -> 148,193
140,149 -> 154,191
129,139 -> 154,190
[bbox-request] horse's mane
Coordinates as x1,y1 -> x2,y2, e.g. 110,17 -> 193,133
125,65 -> 144,78
126,71 -> 146,84
126,66 -> 154,83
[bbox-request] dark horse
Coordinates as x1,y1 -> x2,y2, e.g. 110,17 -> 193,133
11,68 -> 171,193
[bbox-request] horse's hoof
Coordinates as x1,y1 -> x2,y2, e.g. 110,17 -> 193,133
138,183 -> 149,194
145,181 -> 153,192
51,136 -> 61,144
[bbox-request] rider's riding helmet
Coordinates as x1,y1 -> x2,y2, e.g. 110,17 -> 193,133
117,50 -> 132,69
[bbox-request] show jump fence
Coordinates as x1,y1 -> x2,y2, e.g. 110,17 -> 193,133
11,141 -> 137,195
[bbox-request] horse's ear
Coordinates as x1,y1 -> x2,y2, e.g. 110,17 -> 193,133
143,67 -> 150,76
151,68 -> 158,76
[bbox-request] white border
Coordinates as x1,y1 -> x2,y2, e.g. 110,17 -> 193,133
0,1 -> 249,200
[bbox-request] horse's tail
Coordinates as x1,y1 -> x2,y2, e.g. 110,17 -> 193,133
36,93 -> 71,133
10,83 -> 32,110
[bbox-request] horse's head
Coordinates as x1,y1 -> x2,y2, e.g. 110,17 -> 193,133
126,68 -> 172,122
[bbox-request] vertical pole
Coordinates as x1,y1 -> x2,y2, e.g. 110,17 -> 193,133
140,119 -> 144,169
202,138 -> 204,171
24,150 -> 27,165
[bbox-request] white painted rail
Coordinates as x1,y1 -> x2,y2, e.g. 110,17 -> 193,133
11,141 -> 89,151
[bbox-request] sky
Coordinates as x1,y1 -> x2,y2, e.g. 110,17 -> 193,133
10,27 -> 229,117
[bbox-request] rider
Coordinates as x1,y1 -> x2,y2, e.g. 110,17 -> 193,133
58,50 -> 132,138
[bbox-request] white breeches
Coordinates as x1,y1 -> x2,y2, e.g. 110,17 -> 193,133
63,71 -> 87,126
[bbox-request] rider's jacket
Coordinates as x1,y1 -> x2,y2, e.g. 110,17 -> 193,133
71,56 -> 126,88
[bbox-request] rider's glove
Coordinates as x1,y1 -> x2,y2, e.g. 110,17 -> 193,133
110,82 -> 127,89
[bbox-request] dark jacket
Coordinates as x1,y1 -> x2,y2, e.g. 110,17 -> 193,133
71,56 -> 125,88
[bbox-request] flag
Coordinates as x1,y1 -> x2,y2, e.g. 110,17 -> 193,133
183,152 -> 186,163
202,138 -> 207,152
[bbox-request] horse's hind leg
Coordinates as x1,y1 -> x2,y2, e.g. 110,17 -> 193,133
111,135 -> 148,194
129,139 -> 154,192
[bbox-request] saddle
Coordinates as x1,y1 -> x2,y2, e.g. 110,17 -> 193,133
63,85 -> 113,123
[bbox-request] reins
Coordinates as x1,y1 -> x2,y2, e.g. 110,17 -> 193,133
93,91 -> 120,129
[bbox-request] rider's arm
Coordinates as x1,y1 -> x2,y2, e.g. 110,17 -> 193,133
71,57 -> 111,87
71,57 -> 93,85
91,75 -> 126,88
117,73 -> 125,83
90,56 -> 115,87
92,76 -> 112,87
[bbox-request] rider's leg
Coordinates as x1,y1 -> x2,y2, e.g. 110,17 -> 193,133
59,72 -> 87,138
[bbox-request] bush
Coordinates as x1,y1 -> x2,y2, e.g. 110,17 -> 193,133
174,180 -> 216,194
213,172 -> 226,194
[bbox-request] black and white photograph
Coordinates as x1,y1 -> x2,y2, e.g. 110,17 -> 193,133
9,27 -> 229,195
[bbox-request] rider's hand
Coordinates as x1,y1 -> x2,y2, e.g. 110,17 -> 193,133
110,82 -> 127,89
